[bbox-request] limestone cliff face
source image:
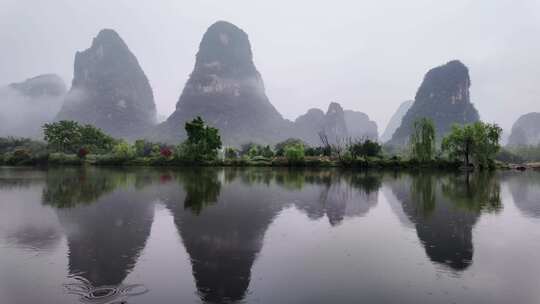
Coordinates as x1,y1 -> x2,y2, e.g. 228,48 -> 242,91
294,108 -> 326,145
158,21 -> 287,145
344,110 -> 378,141
0,74 -> 67,138
507,112 -> 540,147
381,100 -> 413,143
324,102 -> 349,142
389,60 -> 479,146
56,29 -> 156,139
294,102 -> 348,146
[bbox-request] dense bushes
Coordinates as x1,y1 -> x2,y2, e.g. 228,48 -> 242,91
43,120 -> 115,154
0,137 -> 48,165
284,143 -> 305,164
0,116 -> 511,170
348,139 -> 382,158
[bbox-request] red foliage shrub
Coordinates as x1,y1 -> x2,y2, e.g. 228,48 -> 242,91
160,147 -> 172,158
78,147 -> 89,159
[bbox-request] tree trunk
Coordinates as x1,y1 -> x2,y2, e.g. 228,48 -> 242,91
465,141 -> 470,168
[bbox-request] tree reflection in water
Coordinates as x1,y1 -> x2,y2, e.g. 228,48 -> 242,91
389,171 -> 502,271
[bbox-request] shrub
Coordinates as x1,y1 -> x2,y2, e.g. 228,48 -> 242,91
151,145 -> 161,157
176,142 -> 216,162
284,144 -> 305,164
225,147 -> 238,159
11,149 -> 32,165
305,146 -> 330,157
341,150 -> 353,164
349,139 -> 382,158
160,147 -> 173,158
113,142 -> 135,160
261,145 -> 274,158
248,145 -> 260,158
135,140 -> 151,157
275,138 -> 305,156
78,147 -> 89,159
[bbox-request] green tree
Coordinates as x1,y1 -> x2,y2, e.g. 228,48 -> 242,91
134,139 -> 148,157
43,121 -> 115,154
261,145 -> 274,158
224,147 -> 238,159
43,120 -> 82,153
410,118 -> 436,162
275,138 -> 305,156
113,141 -> 136,159
284,143 -> 305,164
442,122 -> 502,168
248,145 -> 261,158
79,124 -> 115,153
178,117 -> 222,161
349,139 -> 382,158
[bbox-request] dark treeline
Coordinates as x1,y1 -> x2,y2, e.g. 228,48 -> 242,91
0,117 -> 507,170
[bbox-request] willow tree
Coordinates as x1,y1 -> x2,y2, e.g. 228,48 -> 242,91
410,118 -> 436,162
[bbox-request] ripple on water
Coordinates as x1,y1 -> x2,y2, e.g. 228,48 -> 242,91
64,276 -> 148,304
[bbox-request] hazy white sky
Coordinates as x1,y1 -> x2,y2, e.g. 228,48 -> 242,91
1,0 -> 539,132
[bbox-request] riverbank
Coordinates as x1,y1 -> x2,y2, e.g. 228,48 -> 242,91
0,152 -> 515,170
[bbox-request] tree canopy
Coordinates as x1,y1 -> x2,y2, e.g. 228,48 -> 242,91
410,118 -> 436,162
441,122 -> 502,168
178,117 -> 222,161
43,121 -> 115,154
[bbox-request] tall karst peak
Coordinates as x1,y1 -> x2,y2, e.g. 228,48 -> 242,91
56,28 -> 156,139
389,60 -> 479,146
159,21 -> 286,145
195,21 -> 255,76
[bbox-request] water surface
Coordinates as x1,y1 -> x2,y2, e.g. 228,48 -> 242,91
0,167 -> 539,304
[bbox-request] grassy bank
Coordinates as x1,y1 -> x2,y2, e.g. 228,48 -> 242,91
0,152 -> 468,170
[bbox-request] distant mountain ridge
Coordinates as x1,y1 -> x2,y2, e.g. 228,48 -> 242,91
0,74 -> 67,138
344,110 -> 378,141
294,103 -> 378,146
507,112 -> 540,147
381,100 -> 413,143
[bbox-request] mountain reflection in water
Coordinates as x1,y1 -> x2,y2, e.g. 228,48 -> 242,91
0,167 -> 538,304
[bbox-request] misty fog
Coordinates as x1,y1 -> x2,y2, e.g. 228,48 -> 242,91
1,0 -> 539,135
0,84 -> 65,138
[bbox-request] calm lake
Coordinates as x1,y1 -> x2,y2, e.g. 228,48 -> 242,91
0,167 -> 539,304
